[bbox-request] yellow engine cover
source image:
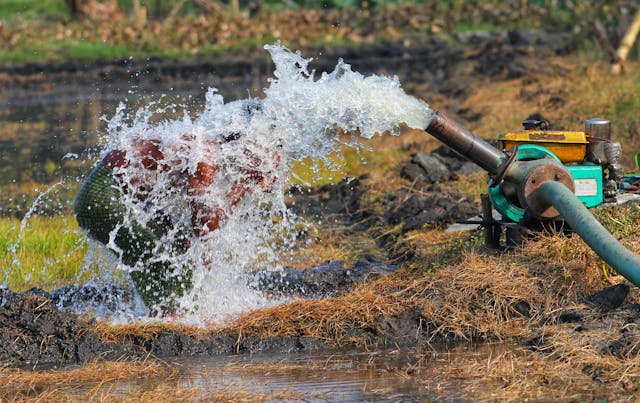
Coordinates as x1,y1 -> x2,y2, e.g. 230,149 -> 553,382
498,131 -> 588,163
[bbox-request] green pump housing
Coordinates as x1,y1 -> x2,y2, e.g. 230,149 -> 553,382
488,119 -> 617,224
489,144 -> 604,223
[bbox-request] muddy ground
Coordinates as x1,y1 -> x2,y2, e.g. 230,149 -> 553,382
0,29 -> 569,107
1,29 -> 635,374
0,155 -> 480,367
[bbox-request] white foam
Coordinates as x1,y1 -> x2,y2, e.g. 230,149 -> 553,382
92,43 -> 433,324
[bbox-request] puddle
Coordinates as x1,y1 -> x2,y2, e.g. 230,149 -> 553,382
77,349 -> 435,401
173,350 -> 427,401
60,343 -> 520,401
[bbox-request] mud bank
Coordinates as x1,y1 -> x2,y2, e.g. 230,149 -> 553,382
2,279 -> 636,372
0,258 -> 405,367
0,29 -> 569,107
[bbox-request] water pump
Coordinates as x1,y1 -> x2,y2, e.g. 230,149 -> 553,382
423,111 -> 640,287
490,117 -> 623,225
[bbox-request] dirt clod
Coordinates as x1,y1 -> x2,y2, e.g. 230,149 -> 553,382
0,289 -> 112,366
255,259 -> 397,297
587,284 -> 630,312
401,152 -> 456,184
288,177 -> 367,223
385,188 -> 479,231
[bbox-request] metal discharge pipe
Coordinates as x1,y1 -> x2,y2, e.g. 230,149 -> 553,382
426,111 -> 506,175
538,181 -> 640,286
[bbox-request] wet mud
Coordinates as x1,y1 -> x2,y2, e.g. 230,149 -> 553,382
0,259 -> 402,367
254,260 -> 397,297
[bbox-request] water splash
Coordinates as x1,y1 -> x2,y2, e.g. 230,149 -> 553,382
83,43 -> 433,323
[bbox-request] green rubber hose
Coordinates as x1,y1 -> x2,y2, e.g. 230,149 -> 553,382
538,180 -> 640,287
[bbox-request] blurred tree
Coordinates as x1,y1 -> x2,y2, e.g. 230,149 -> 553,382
611,9 -> 640,74
132,0 -> 148,22
66,0 -> 80,16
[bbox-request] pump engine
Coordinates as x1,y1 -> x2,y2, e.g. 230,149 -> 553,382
490,118 -> 623,226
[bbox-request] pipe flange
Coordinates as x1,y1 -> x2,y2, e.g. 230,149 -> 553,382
520,164 -> 575,218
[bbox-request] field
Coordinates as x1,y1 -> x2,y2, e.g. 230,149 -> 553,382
3,0 -> 640,401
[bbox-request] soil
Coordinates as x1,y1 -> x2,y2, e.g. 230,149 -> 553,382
0,258 -> 399,367
2,29 -> 633,376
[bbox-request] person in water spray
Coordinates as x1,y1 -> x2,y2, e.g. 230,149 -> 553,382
74,99 -> 279,314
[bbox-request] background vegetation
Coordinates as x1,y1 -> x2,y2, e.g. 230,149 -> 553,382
0,0 -> 638,63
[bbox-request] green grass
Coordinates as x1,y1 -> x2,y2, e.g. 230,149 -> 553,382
0,0 -> 68,21
453,21 -> 502,34
0,37 -> 141,64
0,215 -> 109,292
60,40 -> 139,62
0,34 -> 276,65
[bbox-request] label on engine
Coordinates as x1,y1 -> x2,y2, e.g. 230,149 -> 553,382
574,178 -> 598,196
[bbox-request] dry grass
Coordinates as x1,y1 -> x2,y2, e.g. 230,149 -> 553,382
414,345 -> 610,400
227,233 -> 609,345
227,274 -> 409,346
408,317 -> 640,400
0,358 -> 310,402
0,359 -> 171,401
93,321 -> 212,344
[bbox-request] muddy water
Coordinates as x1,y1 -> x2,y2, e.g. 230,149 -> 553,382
0,41 -> 448,193
0,64 -> 264,190
174,349 -> 429,401
70,345 -> 516,401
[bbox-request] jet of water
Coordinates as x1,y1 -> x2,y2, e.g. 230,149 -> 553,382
82,42 -> 434,323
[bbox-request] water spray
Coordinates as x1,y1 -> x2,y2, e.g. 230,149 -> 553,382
74,43 -> 433,321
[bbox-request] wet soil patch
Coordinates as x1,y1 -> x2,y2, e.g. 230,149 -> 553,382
389,145 -> 482,232
0,289 -> 126,367
587,284 -> 630,312
384,187 -> 479,232
254,259 -> 397,298
398,144 -> 482,185
287,176 -> 368,225
0,259 -> 403,367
